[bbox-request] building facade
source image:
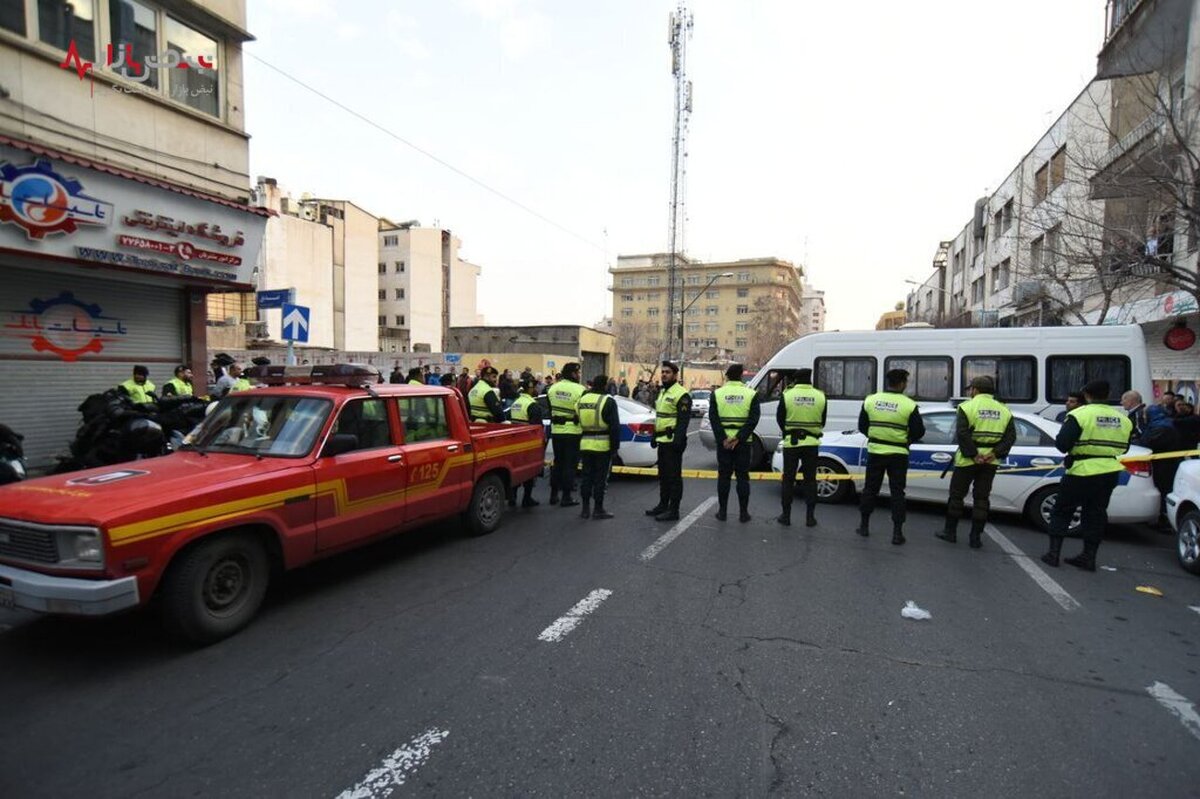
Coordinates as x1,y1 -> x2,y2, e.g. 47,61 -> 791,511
610,253 -> 806,365
445,325 -> 616,380
0,0 -> 267,470
800,287 -> 826,334
875,308 -> 906,330
378,222 -> 482,353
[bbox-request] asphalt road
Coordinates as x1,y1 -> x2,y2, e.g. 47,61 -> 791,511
3,438 -> 1200,797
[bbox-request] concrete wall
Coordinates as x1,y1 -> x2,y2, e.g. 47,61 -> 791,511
408,228 -> 445,351
452,258 -> 483,326
341,203 -> 379,351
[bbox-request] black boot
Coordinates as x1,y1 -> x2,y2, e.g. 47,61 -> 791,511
655,504 -> 680,522
715,505 -> 728,521
935,518 -> 957,544
1041,535 -> 1063,567
855,513 -> 870,537
560,492 -> 580,508
580,498 -> 591,519
892,525 -> 906,546
593,504 -> 614,520
1065,540 -> 1098,572
549,490 -> 560,506
521,487 -> 539,508
776,507 -> 791,526
968,520 -> 985,549
739,505 -> 751,523
645,504 -> 667,517
805,506 -> 818,527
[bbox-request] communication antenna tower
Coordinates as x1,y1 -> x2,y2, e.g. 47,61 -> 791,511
665,1 -> 693,362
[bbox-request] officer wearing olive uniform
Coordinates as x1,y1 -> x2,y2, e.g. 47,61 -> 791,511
119,365 -> 156,404
857,368 -> 925,544
1041,380 -> 1133,571
646,361 -> 692,522
577,374 -> 621,520
161,365 -> 194,398
548,362 -> 585,507
468,366 -> 504,423
508,377 -> 544,508
710,363 -> 761,522
936,375 -> 1015,549
776,368 -> 826,528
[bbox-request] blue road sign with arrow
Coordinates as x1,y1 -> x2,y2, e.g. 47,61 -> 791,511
281,303 -> 310,343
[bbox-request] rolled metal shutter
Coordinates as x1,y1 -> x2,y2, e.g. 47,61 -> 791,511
0,267 -> 185,472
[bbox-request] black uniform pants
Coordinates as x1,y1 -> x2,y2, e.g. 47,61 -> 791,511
579,450 -> 613,505
717,442 -> 752,510
1049,472 -> 1120,545
946,464 -> 998,523
859,452 -> 909,525
657,444 -> 685,509
780,446 -> 818,513
551,434 -> 581,496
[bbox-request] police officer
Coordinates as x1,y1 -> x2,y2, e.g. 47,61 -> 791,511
1041,380 -> 1133,571
857,368 -> 925,544
936,375 -> 1015,549
407,367 -> 424,386
646,361 -> 692,521
468,366 -> 504,423
710,363 -> 761,522
548,362 -> 585,507
776,368 -> 826,527
118,365 -> 156,405
577,374 -> 621,520
508,377 -> 544,508
161,365 -> 194,398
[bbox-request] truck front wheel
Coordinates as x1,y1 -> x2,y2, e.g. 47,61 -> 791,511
465,473 -> 505,536
159,533 -> 270,644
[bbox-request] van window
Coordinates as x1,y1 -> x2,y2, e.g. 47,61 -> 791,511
885,357 -> 951,401
961,356 -> 1036,403
1046,356 -> 1131,403
814,357 -> 876,400
757,369 -> 799,401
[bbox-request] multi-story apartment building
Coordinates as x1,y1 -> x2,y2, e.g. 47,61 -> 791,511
875,307 -> 906,330
611,253 -> 805,364
0,0 -> 267,470
377,222 -> 482,353
800,287 -> 826,334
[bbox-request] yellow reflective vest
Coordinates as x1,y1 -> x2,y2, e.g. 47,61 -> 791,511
862,391 -> 918,456
164,377 -> 193,397
714,380 -> 756,435
781,384 -> 825,448
120,378 -> 155,404
1066,404 -> 1132,476
548,380 -> 585,435
578,392 -> 613,453
654,382 -> 688,443
954,393 -> 1012,467
468,380 -> 499,422
510,394 -> 536,423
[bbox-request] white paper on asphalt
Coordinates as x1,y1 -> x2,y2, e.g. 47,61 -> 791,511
985,524 -> 1081,611
1147,682 -> 1200,743
640,496 -> 718,561
335,728 -> 449,799
537,588 -> 614,642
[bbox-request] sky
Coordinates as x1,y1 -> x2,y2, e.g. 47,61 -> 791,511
244,0 -> 1104,331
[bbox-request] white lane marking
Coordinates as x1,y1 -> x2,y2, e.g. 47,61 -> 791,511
537,588 -> 613,642
1147,682 -> 1200,743
1190,606 -> 1200,618
335,728 -> 449,799
985,524 -> 1081,611
640,496 -> 719,562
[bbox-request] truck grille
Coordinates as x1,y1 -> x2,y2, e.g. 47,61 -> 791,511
0,522 -> 59,564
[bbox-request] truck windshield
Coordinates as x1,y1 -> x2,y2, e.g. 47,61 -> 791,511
189,396 -> 332,457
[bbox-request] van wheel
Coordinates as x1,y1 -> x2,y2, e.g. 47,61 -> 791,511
159,533 -> 269,645
815,458 -> 852,503
465,474 -> 505,536
1025,485 -> 1082,535
1177,510 -> 1200,575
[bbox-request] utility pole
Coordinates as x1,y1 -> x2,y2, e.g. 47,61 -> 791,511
665,1 -> 693,362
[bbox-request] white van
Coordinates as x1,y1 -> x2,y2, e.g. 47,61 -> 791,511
700,325 -> 1152,468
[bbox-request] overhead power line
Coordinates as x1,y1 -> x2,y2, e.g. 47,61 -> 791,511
244,50 -> 607,253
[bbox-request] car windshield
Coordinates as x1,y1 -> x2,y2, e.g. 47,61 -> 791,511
691,390 -> 711,399
188,396 -> 332,457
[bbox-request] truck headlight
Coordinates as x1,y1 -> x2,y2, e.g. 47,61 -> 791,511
54,528 -> 105,570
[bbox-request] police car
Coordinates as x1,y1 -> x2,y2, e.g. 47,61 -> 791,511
770,406 -> 1160,532
535,394 -> 658,468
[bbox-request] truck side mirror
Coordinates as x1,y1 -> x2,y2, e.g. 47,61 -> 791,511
323,433 -> 359,457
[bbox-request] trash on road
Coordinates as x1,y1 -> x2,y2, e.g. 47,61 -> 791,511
901,601 -> 932,620
1136,586 -> 1165,597
1100,566 -> 1118,572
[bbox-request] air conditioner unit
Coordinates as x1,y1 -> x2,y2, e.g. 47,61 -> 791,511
299,206 -> 316,221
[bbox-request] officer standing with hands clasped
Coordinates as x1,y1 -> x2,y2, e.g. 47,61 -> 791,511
1041,380 -> 1132,571
548,362 -> 585,507
857,368 -> 925,544
467,366 -> 504,423
936,375 -> 1015,549
576,374 -> 621,520
776,368 -> 826,527
710,363 -> 761,522
508,377 -> 544,508
646,361 -> 692,522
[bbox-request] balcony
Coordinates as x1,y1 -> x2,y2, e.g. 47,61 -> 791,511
1098,0 -> 1191,80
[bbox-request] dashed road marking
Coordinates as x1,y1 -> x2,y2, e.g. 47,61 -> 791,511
537,588 -> 613,642
639,496 -> 718,562
985,524 -> 1081,611
1147,682 -> 1200,743
335,728 -> 449,799
1190,606 -> 1200,618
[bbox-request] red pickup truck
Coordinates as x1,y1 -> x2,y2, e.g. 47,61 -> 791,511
0,381 -> 543,643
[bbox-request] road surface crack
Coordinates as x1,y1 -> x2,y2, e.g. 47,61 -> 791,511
718,665 -> 790,794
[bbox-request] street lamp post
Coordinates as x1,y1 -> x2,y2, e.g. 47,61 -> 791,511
677,272 -> 734,364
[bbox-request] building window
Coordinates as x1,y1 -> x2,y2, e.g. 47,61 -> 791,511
378,315 -> 386,326
1049,146 -> 1066,191
377,289 -> 385,300
992,208 -> 1002,240
735,322 -> 748,332
736,287 -> 749,298
647,292 -> 660,301
1,0 -> 25,34
705,290 -> 719,299
686,275 -> 701,285
620,277 -> 633,287
705,322 -> 718,333
164,16 -> 219,116
378,262 -> 387,274
952,249 -> 964,278
1002,200 -> 1013,233
396,261 -> 405,272
39,0 -> 96,60
736,305 -> 749,315
705,306 -> 718,316
686,323 -> 700,333
621,307 -> 633,317
1044,224 -> 1060,265
1034,164 -> 1049,205
646,276 -> 660,286
737,272 -> 751,282
686,307 -> 700,317
395,288 -> 405,299
735,338 -> 747,348
620,294 -> 634,302
648,307 -> 660,317
687,338 -> 700,349
704,338 -> 718,347
383,235 -> 399,247
1030,236 -> 1044,271
971,277 -> 985,304
394,315 -> 403,326
109,0 -> 158,87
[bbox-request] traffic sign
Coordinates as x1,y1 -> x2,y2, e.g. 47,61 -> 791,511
256,288 -> 295,309
444,353 -> 461,364
281,303 -> 310,343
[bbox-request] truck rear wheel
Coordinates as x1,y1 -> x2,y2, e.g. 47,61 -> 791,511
465,473 -> 505,536
159,533 -> 270,645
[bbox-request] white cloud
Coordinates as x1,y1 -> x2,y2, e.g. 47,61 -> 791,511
335,22 -> 362,41
385,11 -> 431,60
460,0 -> 551,60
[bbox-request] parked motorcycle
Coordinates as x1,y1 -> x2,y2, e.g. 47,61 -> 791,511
0,423 -> 26,484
